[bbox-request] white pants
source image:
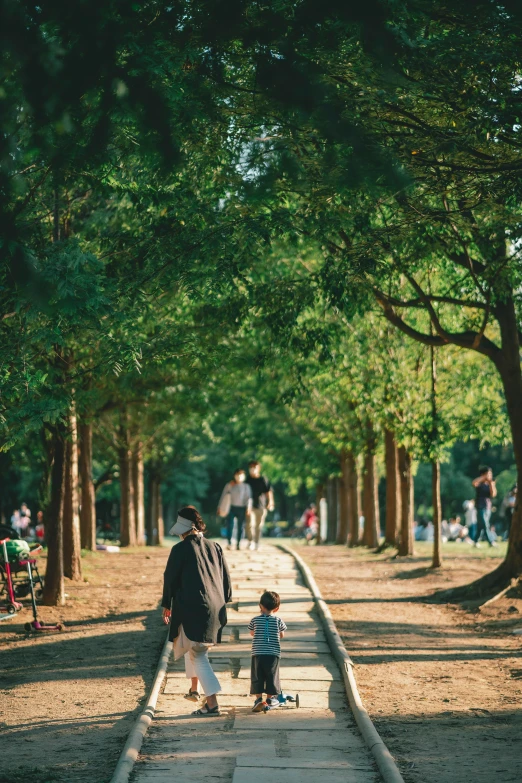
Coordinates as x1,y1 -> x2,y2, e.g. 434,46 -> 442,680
247,508 -> 267,543
184,644 -> 222,697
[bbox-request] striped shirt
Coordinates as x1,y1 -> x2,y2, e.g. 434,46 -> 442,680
248,614 -> 287,657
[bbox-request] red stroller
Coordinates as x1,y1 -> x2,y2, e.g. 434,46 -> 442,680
0,538 -> 23,620
0,538 -> 62,632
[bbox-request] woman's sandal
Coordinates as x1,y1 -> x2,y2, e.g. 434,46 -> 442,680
192,704 -> 221,717
184,689 -> 200,702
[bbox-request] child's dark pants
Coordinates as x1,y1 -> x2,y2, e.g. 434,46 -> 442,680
250,654 -> 281,695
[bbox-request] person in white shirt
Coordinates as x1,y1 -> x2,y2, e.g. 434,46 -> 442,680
217,470 -> 252,550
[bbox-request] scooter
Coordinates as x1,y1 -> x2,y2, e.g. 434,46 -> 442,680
263,691 -> 300,712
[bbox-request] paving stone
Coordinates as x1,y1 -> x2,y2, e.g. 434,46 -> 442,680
211,640 -> 331,654
226,618 -> 322,629
233,708 -> 351,731
230,623 -> 326,645
232,768 -> 377,783
160,691 -> 349,710
164,677 -> 346,696
141,737 -> 275,759
238,664 -> 339,681
236,757 -> 374,769
206,648 -> 331,659
233,601 -> 316,613
133,759 -> 234,782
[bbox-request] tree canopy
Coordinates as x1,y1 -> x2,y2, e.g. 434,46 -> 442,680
2,0 -> 522,600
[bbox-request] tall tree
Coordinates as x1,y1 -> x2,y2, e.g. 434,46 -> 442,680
384,429 -> 400,548
41,425 -> 66,605
78,421 -> 97,551
398,446 -> 414,557
63,410 -> 82,580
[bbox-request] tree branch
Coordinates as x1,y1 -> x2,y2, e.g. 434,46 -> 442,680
383,294 -> 488,310
374,290 -> 500,359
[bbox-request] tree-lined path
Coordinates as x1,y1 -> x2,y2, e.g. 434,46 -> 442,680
3,4 -> 522,781
132,546 -> 377,783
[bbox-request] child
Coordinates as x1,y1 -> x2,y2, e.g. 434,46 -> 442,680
248,590 -> 287,712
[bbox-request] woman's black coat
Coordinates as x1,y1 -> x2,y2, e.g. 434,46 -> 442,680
161,534 -> 232,644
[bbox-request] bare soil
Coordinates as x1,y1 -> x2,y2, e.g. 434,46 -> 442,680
0,546 -> 168,783
298,542 -> 521,783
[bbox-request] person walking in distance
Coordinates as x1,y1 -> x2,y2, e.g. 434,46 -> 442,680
218,469 -> 252,550
472,466 -> 497,547
246,460 -> 274,551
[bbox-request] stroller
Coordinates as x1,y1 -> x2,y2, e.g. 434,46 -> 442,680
0,536 -> 62,632
0,538 -> 23,619
0,536 -> 44,601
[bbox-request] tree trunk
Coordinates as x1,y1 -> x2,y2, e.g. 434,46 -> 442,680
398,446 -> 414,556
491,300 -> 522,581
429,342 -> 442,569
439,296 -> 522,599
146,468 -> 157,546
118,413 -> 136,547
384,429 -> 400,546
337,451 -> 350,544
315,483 -> 324,511
315,481 -> 325,543
63,411 -> 82,580
78,421 -> 96,551
432,460 -> 442,568
147,468 -> 163,546
326,478 -> 337,542
347,453 -> 360,547
156,479 -> 164,546
362,451 -> 380,548
132,443 -> 145,545
42,426 -> 66,606
119,441 -> 136,547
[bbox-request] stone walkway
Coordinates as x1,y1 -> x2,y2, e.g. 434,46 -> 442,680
132,545 -> 378,782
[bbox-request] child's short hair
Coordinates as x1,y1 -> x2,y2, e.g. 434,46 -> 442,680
260,590 -> 280,611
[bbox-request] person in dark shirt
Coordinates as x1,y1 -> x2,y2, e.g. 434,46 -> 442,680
246,460 -> 274,551
471,466 -> 497,547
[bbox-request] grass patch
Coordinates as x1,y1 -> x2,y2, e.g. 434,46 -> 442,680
289,538 -> 508,560
413,540 -> 507,560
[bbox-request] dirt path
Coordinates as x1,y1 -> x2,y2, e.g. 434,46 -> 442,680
298,543 -> 521,783
0,547 -> 169,783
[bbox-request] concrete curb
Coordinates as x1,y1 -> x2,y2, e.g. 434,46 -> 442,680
110,634 -> 172,783
278,543 -> 405,783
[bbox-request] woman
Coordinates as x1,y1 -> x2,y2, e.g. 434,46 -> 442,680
217,469 -> 252,550
162,505 -> 232,716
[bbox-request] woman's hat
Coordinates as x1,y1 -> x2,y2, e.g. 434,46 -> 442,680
169,514 -> 195,536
